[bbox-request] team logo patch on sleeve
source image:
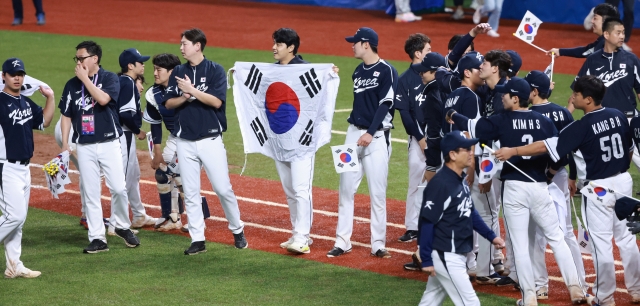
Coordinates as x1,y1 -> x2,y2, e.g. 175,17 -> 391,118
620,64 -> 626,69
201,77 -> 206,82
373,71 -> 380,77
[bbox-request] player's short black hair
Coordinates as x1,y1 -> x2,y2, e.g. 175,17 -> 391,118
370,44 -> 378,54
152,53 -> 181,71
443,148 -> 465,163
509,93 -> 530,108
603,18 -> 625,33
594,3 -> 619,21
76,41 -> 102,64
448,34 -> 474,52
404,33 -> 431,60
530,86 -> 550,100
573,75 -> 606,106
272,28 -> 300,55
137,75 -> 146,85
483,50 -> 511,79
181,28 -> 207,51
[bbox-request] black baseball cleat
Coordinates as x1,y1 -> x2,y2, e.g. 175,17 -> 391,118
115,228 -> 140,248
398,230 -> 418,242
496,276 -> 519,289
326,247 -> 351,258
184,241 -> 207,255
233,231 -> 248,249
371,249 -> 392,258
403,262 -> 420,271
83,239 -> 109,254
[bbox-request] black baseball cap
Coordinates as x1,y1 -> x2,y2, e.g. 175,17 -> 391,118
506,50 -> 522,74
411,52 -> 446,73
524,70 -> 550,96
345,27 -> 378,47
2,58 -> 26,75
456,51 -> 484,73
441,131 -> 479,155
495,77 -> 531,102
119,48 -> 150,69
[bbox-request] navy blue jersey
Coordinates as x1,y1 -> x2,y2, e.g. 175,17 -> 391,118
276,54 -> 308,65
442,86 -> 482,136
560,36 -> 604,58
435,68 -> 461,100
423,80 -> 444,171
0,92 -> 44,160
455,110 -> 558,182
630,116 -> 640,152
544,107 -> 632,180
117,74 -> 142,133
395,65 -> 425,138
347,59 -> 398,130
58,67 -> 122,144
163,58 -> 228,140
484,78 -> 507,117
143,84 -> 176,133
419,166 -> 496,257
571,49 -> 640,114
530,102 -> 574,168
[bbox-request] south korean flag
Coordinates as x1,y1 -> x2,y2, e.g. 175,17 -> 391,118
232,62 -> 340,162
331,144 -> 360,173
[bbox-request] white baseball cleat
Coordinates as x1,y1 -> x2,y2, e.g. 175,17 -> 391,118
487,30 -> 500,38
287,241 -> 310,254
280,237 -> 294,249
156,219 -> 182,232
132,214 -> 158,228
395,12 -> 421,23
472,8 -> 482,24
4,263 -> 41,279
536,286 -> 549,300
452,7 -> 464,20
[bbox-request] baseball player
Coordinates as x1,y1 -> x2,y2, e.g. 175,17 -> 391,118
328,27 -> 398,259
395,33 -> 431,243
525,70 -> 588,298
547,3 -> 619,59
496,75 -> 640,305
163,28 -> 247,255
143,53 -> 184,232
0,58 -> 54,278
418,131 -> 505,306
60,41 -> 141,253
452,77 -> 580,305
112,48 -> 157,231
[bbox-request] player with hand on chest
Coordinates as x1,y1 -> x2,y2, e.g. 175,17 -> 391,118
495,75 -> 640,306
395,33 -> 431,243
328,27 -> 398,259
525,71 -> 588,297
113,48 -> 157,232
418,132 -> 504,306
60,41 -> 141,253
164,28 -> 247,255
0,58 -> 54,278
142,53 -> 184,232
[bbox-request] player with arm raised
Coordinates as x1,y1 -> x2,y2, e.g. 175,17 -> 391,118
494,75 -> 640,306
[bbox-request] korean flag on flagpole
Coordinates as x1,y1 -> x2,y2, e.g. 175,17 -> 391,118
478,144 -> 502,184
514,11 -> 543,44
331,144 -> 360,173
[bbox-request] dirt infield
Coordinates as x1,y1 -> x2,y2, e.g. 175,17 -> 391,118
2,0 -> 639,76
5,0 -> 640,304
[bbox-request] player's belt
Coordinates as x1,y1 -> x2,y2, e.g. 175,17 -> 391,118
355,125 -> 384,131
6,159 -> 30,165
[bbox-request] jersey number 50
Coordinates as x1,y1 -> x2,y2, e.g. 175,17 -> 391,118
600,133 -> 624,162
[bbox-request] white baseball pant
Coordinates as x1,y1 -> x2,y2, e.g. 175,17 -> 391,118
110,131 -> 147,221
54,119 -> 86,215
0,162 -> 31,275
76,139 -> 131,242
335,125 -> 391,253
176,136 -> 244,242
419,250 -> 481,306
533,168 -> 588,292
502,180 -> 583,305
404,136 -> 426,232
582,172 -> 640,305
470,169 -> 501,277
275,156 -> 314,245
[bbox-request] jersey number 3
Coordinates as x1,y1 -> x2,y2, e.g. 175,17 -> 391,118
600,133 -> 624,162
521,134 -> 533,160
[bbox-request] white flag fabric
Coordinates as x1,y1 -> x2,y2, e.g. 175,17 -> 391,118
514,11 -> 543,44
146,132 -> 154,158
331,144 -> 360,173
43,151 -> 72,199
0,72 -> 50,96
232,62 -> 339,162
580,183 -> 616,206
478,145 -> 503,184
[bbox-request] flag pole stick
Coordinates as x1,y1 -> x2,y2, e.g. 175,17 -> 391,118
588,181 -> 640,203
481,144 -> 536,182
512,33 -> 547,53
550,53 -> 555,82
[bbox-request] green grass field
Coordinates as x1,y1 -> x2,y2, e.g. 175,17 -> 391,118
4,208 -> 524,305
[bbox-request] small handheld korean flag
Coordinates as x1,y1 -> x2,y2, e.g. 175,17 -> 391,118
43,151 -> 72,199
331,144 -> 360,173
146,132 -> 154,158
580,183 -> 615,205
515,11 -> 543,44
478,145 -> 503,184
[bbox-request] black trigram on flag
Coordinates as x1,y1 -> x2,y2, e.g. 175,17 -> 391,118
20,84 -> 33,91
298,119 -> 313,146
579,241 -> 588,248
244,64 -> 263,94
250,117 -> 268,146
299,68 -> 322,98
